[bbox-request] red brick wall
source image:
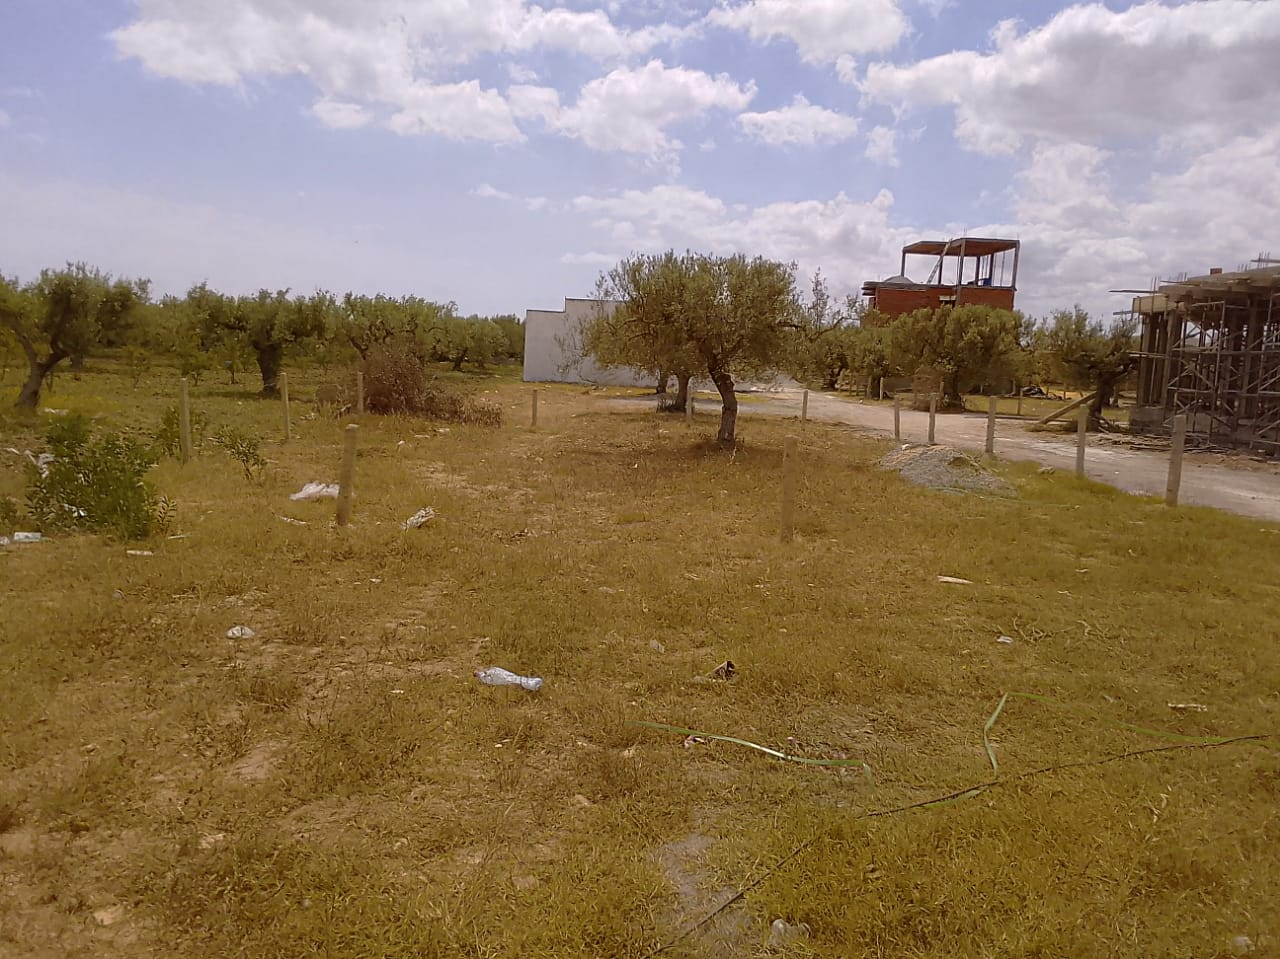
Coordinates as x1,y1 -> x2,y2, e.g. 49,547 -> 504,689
864,286 -> 1016,325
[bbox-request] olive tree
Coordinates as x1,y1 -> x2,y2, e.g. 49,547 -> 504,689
2,263 -> 147,409
592,251 -> 799,444
195,285 -> 326,397
583,252 -> 702,409
888,304 -> 1022,409
1042,307 -> 1138,428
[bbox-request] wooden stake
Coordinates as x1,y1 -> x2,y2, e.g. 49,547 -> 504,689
1034,390 -> 1098,427
178,377 -> 193,465
1076,406 -> 1088,479
280,371 -> 291,442
356,370 -> 365,415
986,395 -> 997,456
1166,413 -> 1187,507
1016,383 -> 1023,417
336,424 -> 358,528
893,396 -> 901,442
878,378 -> 885,401
801,389 -> 809,428
928,394 -> 937,445
531,388 -> 539,428
781,435 -> 798,543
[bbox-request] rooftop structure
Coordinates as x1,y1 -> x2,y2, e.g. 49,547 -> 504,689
861,237 -> 1020,324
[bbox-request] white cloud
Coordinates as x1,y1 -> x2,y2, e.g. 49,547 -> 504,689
386,81 -> 523,142
532,60 -> 755,158
506,63 -> 539,84
508,84 -> 562,122
863,125 -> 898,166
835,55 -> 859,85
110,0 -> 690,144
560,251 -> 618,265
738,95 -> 858,146
309,98 -> 373,129
861,0 -> 1280,154
0,109 -> 10,129
707,0 -> 908,63
525,196 -> 549,212
571,184 -> 910,289
473,183 -> 515,200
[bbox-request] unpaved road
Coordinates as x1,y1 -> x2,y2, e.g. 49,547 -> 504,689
738,390 -> 1280,524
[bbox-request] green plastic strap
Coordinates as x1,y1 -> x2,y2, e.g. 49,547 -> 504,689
984,693 -> 1010,775
627,720 -> 873,780
981,690 -> 1260,777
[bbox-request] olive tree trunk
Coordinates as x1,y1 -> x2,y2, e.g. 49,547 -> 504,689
15,352 -> 65,410
710,369 -> 738,445
675,373 -> 691,411
256,344 -> 283,398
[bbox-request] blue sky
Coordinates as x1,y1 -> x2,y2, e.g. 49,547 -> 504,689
2,0 -> 1278,320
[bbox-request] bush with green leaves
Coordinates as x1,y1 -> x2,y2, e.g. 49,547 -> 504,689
213,427 -> 267,481
152,405 -> 211,459
26,414 -> 169,539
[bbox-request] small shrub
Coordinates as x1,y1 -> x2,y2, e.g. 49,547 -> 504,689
363,346 -> 502,425
0,495 -> 22,531
177,350 -> 214,386
152,405 -> 210,459
26,414 -> 167,539
212,427 -> 266,481
123,345 -> 151,387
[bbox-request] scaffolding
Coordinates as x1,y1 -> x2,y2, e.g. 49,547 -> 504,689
1131,266 -> 1280,454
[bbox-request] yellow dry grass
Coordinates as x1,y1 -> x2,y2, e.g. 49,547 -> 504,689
1,361 -> 1277,958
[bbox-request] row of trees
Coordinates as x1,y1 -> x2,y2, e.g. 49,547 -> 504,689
793,301 -> 1136,419
0,264 -> 524,408
582,252 -> 1136,444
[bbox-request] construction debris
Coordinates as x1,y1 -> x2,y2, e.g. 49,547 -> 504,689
880,445 -> 1011,494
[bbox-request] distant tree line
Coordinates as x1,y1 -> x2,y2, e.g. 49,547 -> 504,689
0,263 -> 524,409
582,250 -> 1136,442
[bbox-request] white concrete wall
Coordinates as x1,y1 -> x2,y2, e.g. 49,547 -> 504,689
522,298 -> 654,387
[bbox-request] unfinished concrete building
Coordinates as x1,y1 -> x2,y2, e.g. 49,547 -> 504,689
861,237 -> 1020,324
1131,261 -> 1280,455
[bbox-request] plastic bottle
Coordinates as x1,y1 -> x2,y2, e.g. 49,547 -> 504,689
474,667 -> 543,692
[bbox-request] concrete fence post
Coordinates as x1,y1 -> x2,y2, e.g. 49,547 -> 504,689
1166,414 -> 1187,506
179,378 -> 193,465
281,372 -> 291,442
1076,406 -> 1089,479
781,435 -> 798,543
336,424 -> 359,528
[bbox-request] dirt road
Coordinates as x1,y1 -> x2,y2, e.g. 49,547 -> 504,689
740,389 -> 1280,524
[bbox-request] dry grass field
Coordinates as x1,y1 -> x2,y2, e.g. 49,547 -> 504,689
1,362 -> 1278,958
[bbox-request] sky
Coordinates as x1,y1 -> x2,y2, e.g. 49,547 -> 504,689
1,0 -> 1278,321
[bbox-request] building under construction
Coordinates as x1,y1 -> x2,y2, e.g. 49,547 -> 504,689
861,237 -> 1020,324
1131,260 -> 1280,455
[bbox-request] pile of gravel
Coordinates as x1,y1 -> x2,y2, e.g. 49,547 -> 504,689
879,445 -> 1012,494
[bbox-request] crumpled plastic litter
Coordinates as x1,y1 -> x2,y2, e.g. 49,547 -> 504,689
768,919 -> 811,947
474,666 -> 543,692
402,508 -> 436,530
226,626 -> 256,640
5,448 -> 55,478
13,532 -> 42,543
290,482 -> 340,501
